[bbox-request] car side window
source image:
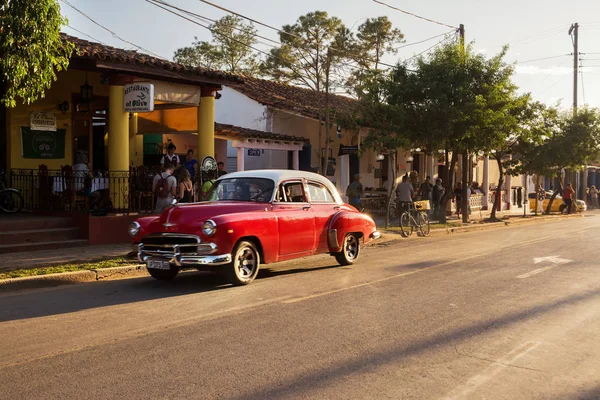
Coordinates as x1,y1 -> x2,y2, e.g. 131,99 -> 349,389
308,182 -> 335,203
279,181 -> 306,202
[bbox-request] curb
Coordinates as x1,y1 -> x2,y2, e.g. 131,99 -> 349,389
0,265 -> 148,293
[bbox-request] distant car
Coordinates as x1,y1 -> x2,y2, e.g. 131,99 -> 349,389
529,192 -> 586,213
130,170 -> 381,285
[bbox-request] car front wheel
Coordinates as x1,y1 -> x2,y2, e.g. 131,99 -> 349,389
335,234 -> 360,266
226,240 -> 260,286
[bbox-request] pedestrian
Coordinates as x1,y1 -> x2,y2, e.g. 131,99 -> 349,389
396,175 -> 415,216
590,185 -> 599,209
537,184 -> 546,214
153,163 -> 177,213
562,183 -> 575,214
177,167 -> 193,203
454,182 -> 463,217
217,161 -> 228,177
346,174 -> 363,211
160,143 -> 180,167
182,149 -> 198,183
201,169 -> 217,200
432,178 -> 445,221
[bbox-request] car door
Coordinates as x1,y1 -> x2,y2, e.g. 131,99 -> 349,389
272,179 -> 316,257
307,180 -> 340,253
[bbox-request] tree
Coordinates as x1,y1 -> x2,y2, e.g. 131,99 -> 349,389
347,16 -> 404,98
0,0 -> 73,107
174,15 -> 259,74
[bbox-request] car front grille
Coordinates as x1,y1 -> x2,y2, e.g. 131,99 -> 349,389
141,234 -> 201,255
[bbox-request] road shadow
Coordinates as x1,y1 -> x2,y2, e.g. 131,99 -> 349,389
222,288 -> 600,400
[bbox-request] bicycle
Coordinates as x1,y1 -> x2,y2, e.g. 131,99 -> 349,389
398,202 -> 430,237
0,170 -> 24,213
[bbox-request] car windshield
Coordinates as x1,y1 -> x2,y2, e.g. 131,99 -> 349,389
205,178 -> 275,203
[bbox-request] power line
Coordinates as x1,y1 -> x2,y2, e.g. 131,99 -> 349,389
401,32 -> 458,65
394,31 -> 456,50
65,25 -> 106,45
372,0 -> 457,30
514,54 -> 571,64
59,0 -> 166,59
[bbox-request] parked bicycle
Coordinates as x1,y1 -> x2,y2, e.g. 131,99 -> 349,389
0,170 -> 24,213
398,202 -> 430,237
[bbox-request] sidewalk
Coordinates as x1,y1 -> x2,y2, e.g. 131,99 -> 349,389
0,243 -> 133,272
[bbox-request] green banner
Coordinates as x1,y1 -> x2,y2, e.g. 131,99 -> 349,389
21,127 -> 66,159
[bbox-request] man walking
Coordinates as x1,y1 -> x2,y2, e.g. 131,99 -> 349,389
563,183 -> 575,214
346,174 -> 363,211
432,178 -> 445,221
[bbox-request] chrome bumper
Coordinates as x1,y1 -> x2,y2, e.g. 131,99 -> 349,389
370,231 -> 382,240
137,243 -> 232,267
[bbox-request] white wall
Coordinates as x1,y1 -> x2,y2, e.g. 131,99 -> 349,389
215,86 -> 267,131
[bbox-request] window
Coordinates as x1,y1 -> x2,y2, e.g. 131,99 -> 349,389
206,178 -> 274,203
277,181 -> 306,202
308,182 -> 335,203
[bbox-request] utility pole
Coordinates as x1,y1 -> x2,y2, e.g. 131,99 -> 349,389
569,23 -> 579,113
458,23 -> 470,223
323,48 -> 332,177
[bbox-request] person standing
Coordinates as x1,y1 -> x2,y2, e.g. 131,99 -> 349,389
217,161 -> 228,177
589,185 -> 599,209
537,184 -> 546,214
432,178 -> 445,221
182,149 -> 198,183
153,163 -> 177,213
396,175 -> 415,216
345,174 -> 363,211
177,167 -> 193,203
454,182 -> 463,218
419,176 -> 434,217
160,143 -> 180,167
201,170 -> 217,200
563,183 -> 575,214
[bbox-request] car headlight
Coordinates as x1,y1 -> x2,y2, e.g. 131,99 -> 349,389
128,221 -> 140,237
202,220 -> 216,236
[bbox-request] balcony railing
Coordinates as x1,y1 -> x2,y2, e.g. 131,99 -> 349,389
8,169 -> 157,214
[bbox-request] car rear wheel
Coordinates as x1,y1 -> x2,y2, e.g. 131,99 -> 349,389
147,266 -> 179,281
226,240 -> 260,286
335,234 -> 360,266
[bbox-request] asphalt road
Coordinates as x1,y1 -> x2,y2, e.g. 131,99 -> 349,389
1,215 -> 600,399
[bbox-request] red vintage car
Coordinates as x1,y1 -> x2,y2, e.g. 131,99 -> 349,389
129,170 -> 381,285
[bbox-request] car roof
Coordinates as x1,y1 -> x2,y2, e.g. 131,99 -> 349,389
217,169 -> 343,203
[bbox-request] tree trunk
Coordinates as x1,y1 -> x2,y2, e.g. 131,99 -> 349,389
546,173 -> 564,214
534,175 -> 541,216
439,150 -> 457,224
384,152 -> 397,228
461,152 -> 469,223
489,156 -> 504,222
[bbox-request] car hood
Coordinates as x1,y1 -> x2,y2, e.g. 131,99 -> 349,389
155,201 -> 269,232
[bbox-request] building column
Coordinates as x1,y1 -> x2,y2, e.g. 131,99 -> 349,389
482,155 -> 489,210
108,85 -> 129,211
237,147 -> 245,172
583,168 -> 589,201
198,87 -> 216,160
292,150 -> 300,170
505,172 -> 512,211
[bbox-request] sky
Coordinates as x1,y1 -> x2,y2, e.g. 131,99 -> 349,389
60,0 -> 600,109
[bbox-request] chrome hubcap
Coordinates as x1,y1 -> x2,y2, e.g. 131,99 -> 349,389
235,247 -> 257,279
345,235 -> 358,260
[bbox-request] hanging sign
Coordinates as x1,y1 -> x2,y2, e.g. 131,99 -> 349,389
201,155 -> 217,172
338,145 -> 358,156
124,83 -> 155,112
30,112 -> 57,132
21,127 -> 66,159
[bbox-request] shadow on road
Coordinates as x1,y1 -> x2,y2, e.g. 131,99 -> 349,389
222,288 -> 600,400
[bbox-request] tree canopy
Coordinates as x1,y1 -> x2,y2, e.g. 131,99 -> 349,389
0,0 -> 73,107
174,15 -> 259,74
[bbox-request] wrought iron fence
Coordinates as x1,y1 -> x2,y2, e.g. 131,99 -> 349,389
8,169 -> 157,215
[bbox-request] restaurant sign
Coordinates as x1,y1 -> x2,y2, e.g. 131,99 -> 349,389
30,112 -> 57,132
338,145 -> 359,156
124,83 -> 155,112
21,127 -> 66,159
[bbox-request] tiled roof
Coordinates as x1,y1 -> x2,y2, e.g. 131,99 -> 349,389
215,123 -> 309,144
234,76 -> 357,120
62,34 -> 243,85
